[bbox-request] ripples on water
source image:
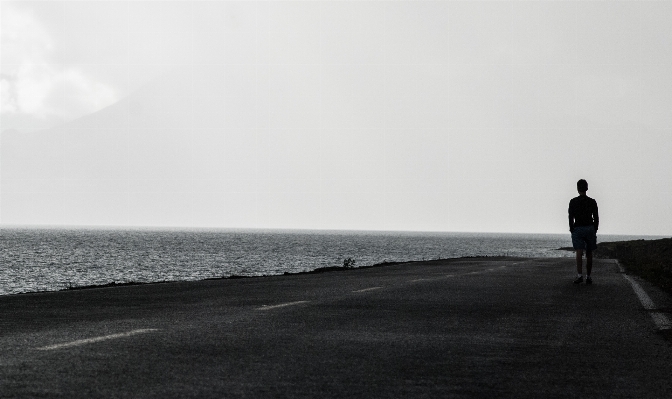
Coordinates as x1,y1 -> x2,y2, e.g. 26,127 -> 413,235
0,227 -> 660,295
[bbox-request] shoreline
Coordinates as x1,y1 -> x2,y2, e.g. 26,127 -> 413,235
1,229 -> 662,298
60,256 -> 518,292
4,234 -> 671,298
54,235 -> 672,298
5,256 -> 518,298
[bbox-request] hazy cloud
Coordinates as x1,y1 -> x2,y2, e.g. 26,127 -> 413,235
1,4 -> 117,128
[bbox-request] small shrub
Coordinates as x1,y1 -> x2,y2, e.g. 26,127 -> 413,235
343,257 -> 356,269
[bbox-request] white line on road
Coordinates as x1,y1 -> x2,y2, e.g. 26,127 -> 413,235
410,278 -> 429,282
256,300 -> 309,311
353,287 -> 383,293
36,329 -> 159,351
618,261 -> 672,331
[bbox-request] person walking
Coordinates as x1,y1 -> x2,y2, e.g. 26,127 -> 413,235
568,179 -> 599,284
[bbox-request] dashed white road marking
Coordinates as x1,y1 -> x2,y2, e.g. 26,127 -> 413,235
256,300 -> 309,311
414,266 -> 508,281
618,261 -> 672,331
36,329 -> 159,351
353,287 -> 383,293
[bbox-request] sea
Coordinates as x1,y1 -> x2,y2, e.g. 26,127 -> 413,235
0,227 -> 664,296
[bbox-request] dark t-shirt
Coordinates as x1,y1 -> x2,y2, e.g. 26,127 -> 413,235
568,195 -> 599,232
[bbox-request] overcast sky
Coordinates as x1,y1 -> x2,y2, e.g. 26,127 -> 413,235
1,1 -> 671,235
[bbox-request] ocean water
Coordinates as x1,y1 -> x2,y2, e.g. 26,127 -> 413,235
0,227 -> 663,296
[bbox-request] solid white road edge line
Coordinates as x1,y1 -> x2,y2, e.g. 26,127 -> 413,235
353,287 -> 383,293
36,329 -> 159,351
256,300 -> 309,311
618,261 -> 672,331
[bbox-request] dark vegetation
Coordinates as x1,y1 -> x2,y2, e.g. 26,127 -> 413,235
64,281 -> 146,291
596,238 -> 672,295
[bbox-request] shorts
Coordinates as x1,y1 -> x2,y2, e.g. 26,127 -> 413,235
571,225 -> 597,252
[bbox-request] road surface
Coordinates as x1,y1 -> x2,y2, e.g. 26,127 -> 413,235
1,257 -> 671,398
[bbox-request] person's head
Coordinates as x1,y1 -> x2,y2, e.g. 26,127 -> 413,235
577,179 -> 588,194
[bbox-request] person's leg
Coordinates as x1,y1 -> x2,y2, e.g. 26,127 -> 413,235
585,226 -> 596,278
571,228 -> 586,283
576,249 -> 583,275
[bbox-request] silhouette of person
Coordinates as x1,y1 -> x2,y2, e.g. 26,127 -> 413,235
568,179 -> 599,284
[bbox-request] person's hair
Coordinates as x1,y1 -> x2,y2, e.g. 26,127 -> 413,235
577,179 -> 588,192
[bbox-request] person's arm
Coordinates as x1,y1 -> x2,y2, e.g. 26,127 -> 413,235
593,201 -> 599,231
568,203 -> 574,232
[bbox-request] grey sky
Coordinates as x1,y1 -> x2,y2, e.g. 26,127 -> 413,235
1,1 -> 671,235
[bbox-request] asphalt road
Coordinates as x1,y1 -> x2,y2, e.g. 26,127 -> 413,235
1,257 -> 671,398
